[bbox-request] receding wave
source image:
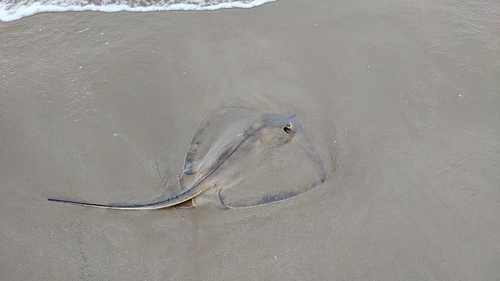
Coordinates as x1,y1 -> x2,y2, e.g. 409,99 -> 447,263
0,0 -> 276,22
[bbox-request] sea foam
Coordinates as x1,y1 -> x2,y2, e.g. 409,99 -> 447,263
0,0 -> 276,22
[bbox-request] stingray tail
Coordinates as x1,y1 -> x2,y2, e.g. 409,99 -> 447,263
47,184 -> 207,210
47,198 -> 170,210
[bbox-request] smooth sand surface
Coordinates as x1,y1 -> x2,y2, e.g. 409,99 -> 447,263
1,0 -> 499,280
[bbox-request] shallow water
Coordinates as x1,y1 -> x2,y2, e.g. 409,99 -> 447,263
0,0 -> 276,22
1,0 -> 499,280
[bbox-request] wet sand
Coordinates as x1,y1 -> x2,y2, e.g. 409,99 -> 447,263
1,0 -> 499,280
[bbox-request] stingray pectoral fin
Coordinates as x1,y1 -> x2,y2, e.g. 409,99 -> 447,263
181,108 -> 263,178
218,124 -> 326,209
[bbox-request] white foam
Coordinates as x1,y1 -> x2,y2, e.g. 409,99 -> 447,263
0,0 -> 277,22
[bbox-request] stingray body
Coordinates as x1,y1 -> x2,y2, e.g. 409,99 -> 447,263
48,107 -> 326,210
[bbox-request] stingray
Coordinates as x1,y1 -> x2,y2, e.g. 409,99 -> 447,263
48,107 -> 326,210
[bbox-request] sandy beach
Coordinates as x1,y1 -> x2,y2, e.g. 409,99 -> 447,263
1,0 -> 499,279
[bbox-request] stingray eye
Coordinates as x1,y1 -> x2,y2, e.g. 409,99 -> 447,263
283,123 -> 293,134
